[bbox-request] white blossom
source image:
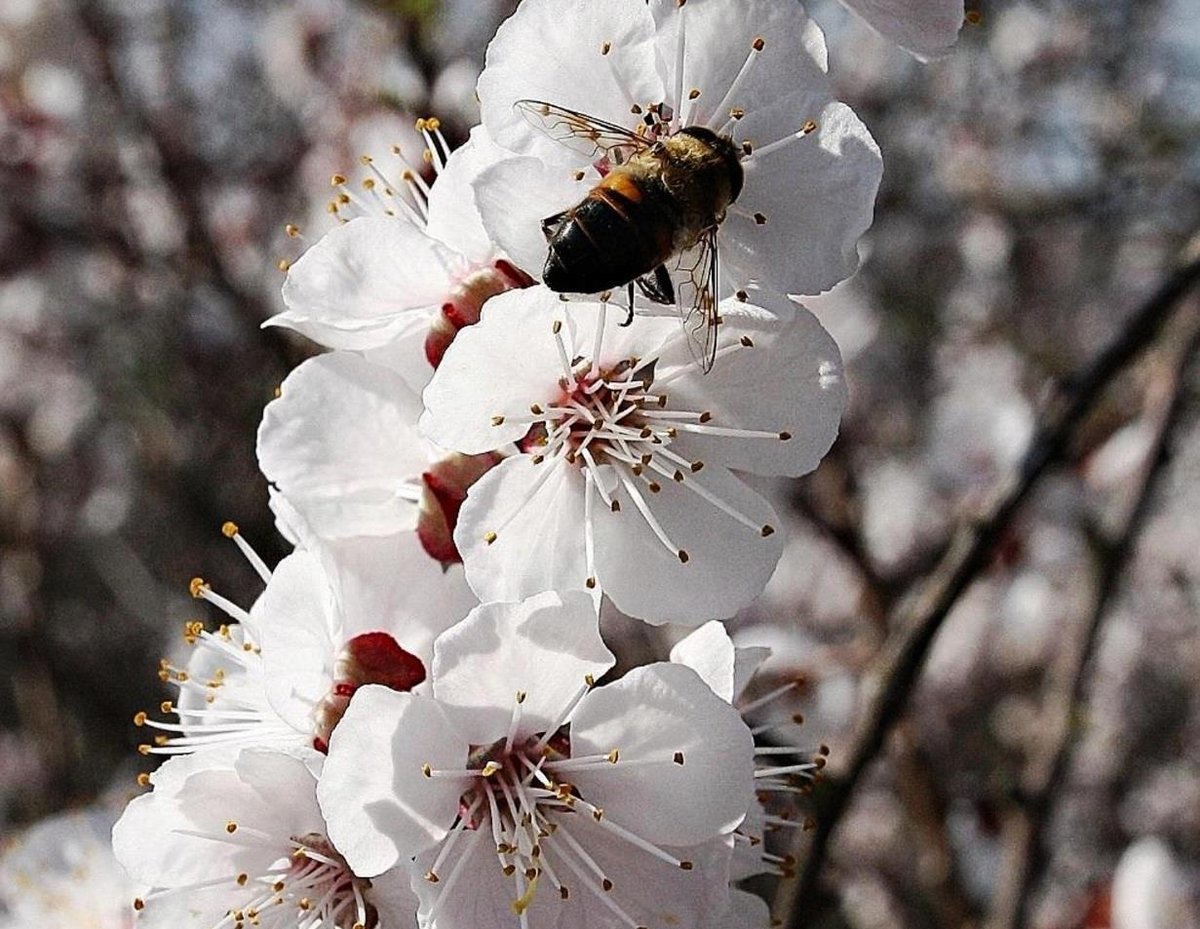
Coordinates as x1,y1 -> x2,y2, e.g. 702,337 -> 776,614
473,0 -> 882,302
420,287 -> 846,624
138,520 -> 473,759
317,591 -> 755,929
266,124 -> 530,388
258,351 -> 501,559
112,749 -> 417,929
671,621 -> 826,882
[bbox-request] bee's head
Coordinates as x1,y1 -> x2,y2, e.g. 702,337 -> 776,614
677,126 -> 744,203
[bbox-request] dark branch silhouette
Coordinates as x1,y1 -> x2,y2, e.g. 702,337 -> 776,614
782,249 -> 1200,927
984,307 -> 1200,929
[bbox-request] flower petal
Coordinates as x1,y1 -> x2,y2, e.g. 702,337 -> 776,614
426,125 -> 503,266
258,353 -> 437,538
318,687 -> 468,876
552,833 -> 733,929
422,288 -> 678,454
269,216 -> 465,350
454,455 -> 590,603
654,299 -> 847,477
669,621 -> 736,703
722,99 -> 881,296
478,0 -> 663,164
432,591 -> 612,745
321,531 -> 476,666
255,551 -> 339,735
113,750 -> 324,887
650,0 -> 829,127
569,662 -> 755,846
412,824 -> 558,929
473,155 -> 591,283
592,462 -> 783,623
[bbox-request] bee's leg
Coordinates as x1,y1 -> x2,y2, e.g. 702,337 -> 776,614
634,265 -> 676,306
540,209 -> 570,242
620,281 -> 635,327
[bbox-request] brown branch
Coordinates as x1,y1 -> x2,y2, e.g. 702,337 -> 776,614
984,307 -> 1200,929
781,249 -> 1200,927
892,722 -> 979,929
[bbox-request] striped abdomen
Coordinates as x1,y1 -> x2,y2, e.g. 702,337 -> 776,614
542,170 -> 678,295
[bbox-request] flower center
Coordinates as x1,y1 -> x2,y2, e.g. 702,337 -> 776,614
487,310 -> 786,577
420,688 -> 696,924
135,830 -> 377,929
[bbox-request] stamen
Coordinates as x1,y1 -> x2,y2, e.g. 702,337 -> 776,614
616,471 -> 686,562
189,579 -> 252,625
743,119 -> 820,160
424,827 -> 486,924
707,37 -> 763,135
592,299 -> 607,365
552,320 -> 574,380
672,0 -> 687,129
482,455 -> 570,543
583,470 -> 598,590
573,796 -> 694,869
643,458 -> 766,533
504,692 -> 527,754
547,750 -> 620,772
532,678 -> 595,753
755,763 -> 822,778
739,680 -> 798,714
661,420 -> 788,440
221,521 -> 272,583
579,448 -> 615,510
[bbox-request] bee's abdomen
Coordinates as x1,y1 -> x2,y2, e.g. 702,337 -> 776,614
543,174 -> 676,295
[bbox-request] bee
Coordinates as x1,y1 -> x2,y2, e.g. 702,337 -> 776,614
516,99 -> 744,371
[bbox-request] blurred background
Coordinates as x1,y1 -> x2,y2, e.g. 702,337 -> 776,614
1,0 -> 1199,927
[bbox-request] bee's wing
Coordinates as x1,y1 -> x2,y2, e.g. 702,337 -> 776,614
673,228 -> 721,373
514,99 -> 651,164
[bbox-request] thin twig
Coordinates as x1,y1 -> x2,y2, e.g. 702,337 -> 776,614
984,307 -> 1200,929
781,250 -> 1200,926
